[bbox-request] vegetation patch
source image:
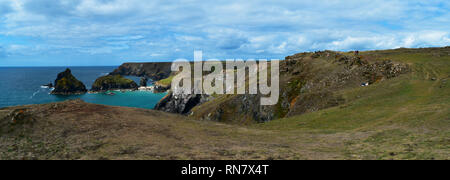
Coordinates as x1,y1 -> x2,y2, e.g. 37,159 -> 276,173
91,75 -> 138,91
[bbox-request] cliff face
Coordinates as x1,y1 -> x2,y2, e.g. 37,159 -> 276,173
51,68 -> 87,95
188,51 -> 410,123
91,75 -> 138,92
115,49 -> 414,124
110,62 -> 173,80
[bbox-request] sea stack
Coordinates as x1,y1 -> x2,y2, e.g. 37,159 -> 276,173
51,68 -> 87,95
91,75 -> 138,92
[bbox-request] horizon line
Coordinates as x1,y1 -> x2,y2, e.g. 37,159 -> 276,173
1,46 -> 448,67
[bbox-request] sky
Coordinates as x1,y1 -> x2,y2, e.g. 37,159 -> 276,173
0,0 -> 449,66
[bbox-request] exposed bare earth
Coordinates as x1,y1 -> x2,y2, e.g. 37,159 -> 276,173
0,98 -> 447,160
0,99 -> 353,160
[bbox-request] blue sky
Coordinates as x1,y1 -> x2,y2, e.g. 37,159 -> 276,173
0,0 -> 449,66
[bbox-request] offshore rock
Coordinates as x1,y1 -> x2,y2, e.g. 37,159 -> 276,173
51,68 -> 87,95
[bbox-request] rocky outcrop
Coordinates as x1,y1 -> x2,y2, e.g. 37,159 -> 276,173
138,48 -> 414,124
335,55 -> 410,84
110,62 -> 173,81
154,91 -> 210,114
91,75 -> 138,92
51,68 -> 87,95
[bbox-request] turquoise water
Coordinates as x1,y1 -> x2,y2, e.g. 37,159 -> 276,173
0,67 -> 167,109
52,91 -> 167,109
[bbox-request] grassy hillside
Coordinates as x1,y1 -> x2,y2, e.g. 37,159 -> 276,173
0,47 -> 448,160
156,75 -> 175,87
190,48 -> 411,123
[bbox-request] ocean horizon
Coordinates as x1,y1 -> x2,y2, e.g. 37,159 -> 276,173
0,66 -> 167,109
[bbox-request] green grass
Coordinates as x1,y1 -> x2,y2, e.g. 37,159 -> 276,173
260,49 -> 449,129
252,48 -> 450,159
156,75 -> 175,86
94,75 -> 135,85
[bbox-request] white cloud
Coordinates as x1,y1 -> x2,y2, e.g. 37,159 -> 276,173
75,0 -> 148,18
0,0 -> 449,65
0,46 -> 6,57
7,44 -> 27,51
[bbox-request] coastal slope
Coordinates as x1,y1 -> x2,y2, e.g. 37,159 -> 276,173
0,47 -> 448,160
110,62 -> 172,80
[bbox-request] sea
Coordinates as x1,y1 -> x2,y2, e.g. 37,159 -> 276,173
0,66 -> 167,109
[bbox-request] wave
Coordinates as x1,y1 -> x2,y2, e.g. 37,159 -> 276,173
30,89 -> 41,99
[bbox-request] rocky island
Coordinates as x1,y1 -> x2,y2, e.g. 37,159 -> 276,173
91,75 -> 138,92
51,68 -> 87,95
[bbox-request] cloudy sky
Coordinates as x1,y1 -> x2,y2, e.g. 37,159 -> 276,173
0,0 -> 449,66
